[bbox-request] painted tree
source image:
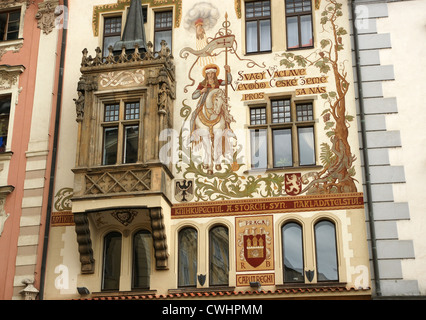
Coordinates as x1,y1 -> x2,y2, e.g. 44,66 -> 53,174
280,0 -> 357,194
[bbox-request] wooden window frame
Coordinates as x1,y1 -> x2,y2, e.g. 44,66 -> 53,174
285,0 -> 314,50
244,0 -> 272,54
0,9 -> 21,42
101,96 -> 144,166
154,10 -> 173,52
102,15 -> 123,56
248,98 -> 316,169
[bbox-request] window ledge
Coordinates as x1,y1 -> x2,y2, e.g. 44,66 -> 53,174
276,282 -> 346,290
0,151 -> 13,161
169,286 -> 236,294
0,38 -> 23,50
92,289 -> 157,297
244,165 -> 323,175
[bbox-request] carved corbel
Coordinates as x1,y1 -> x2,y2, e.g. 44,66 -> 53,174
35,0 -> 61,35
73,212 -> 95,274
149,208 -> 168,270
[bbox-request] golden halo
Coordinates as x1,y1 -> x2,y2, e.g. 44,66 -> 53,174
202,64 -> 220,78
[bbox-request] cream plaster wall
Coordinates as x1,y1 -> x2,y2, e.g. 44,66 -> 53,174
377,0 -> 426,295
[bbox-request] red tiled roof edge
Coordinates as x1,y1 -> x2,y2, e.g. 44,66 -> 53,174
75,286 -> 370,300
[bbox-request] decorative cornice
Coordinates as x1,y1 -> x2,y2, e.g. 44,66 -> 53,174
0,0 -> 33,9
0,65 -> 25,90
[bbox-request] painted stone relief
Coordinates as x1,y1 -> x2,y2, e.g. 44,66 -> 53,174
174,0 -> 358,202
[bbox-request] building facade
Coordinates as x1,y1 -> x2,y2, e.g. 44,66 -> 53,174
1,0 -> 424,301
41,0 -> 372,300
0,0 -> 66,300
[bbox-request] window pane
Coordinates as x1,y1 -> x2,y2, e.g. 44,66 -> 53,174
105,104 -> 119,122
0,96 -> 11,152
178,228 -> 198,287
300,15 -> 313,47
272,99 -> 291,123
250,107 -> 266,125
103,127 -> 118,165
287,16 -> 299,49
246,21 -> 258,53
103,35 -> 121,57
154,30 -> 172,52
132,230 -> 152,289
259,19 -> 271,51
315,221 -> 339,281
209,226 -> 229,286
155,11 -> 172,28
102,232 -> 122,291
273,129 -> 292,167
123,125 -> 139,164
125,102 -> 140,120
0,13 -> 6,40
250,129 -> 267,169
298,127 -> 315,165
296,103 -> 313,121
282,223 -> 304,283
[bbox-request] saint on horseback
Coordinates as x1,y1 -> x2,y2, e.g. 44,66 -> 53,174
189,64 -> 236,174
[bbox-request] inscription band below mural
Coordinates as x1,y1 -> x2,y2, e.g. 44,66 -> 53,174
171,192 -> 364,218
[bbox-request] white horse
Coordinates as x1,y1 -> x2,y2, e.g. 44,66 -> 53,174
190,88 -> 236,173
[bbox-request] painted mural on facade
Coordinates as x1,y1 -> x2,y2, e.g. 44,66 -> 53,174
174,0 -> 358,202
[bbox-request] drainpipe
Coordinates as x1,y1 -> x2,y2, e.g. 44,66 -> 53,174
38,0 -> 68,300
350,0 -> 381,297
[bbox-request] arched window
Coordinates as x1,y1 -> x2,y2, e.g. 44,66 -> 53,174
132,230 -> 152,289
209,225 -> 229,286
315,220 -> 339,282
178,227 -> 198,287
282,222 -> 304,283
102,231 -> 122,291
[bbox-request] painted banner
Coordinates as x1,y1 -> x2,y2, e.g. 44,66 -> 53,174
171,192 -> 364,218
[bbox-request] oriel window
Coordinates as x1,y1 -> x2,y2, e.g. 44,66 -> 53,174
0,10 -> 21,41
154,11 -> 173,53
285,0 -> 313,49
245,0 -> 271,53
102,100 -> 141,165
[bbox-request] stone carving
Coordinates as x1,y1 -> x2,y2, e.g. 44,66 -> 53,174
73,212 -> 95,274
73,75 -> 97,122
111,210 -> 137,226
149,208 -> 168,270
0,198 -> 10,237
84,169 -> 151,195
80,41 -> 175,79
99,69 -> 145,88
0,43 -> 23,61
0,71 -> 19,90
35,0 -> 61,35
